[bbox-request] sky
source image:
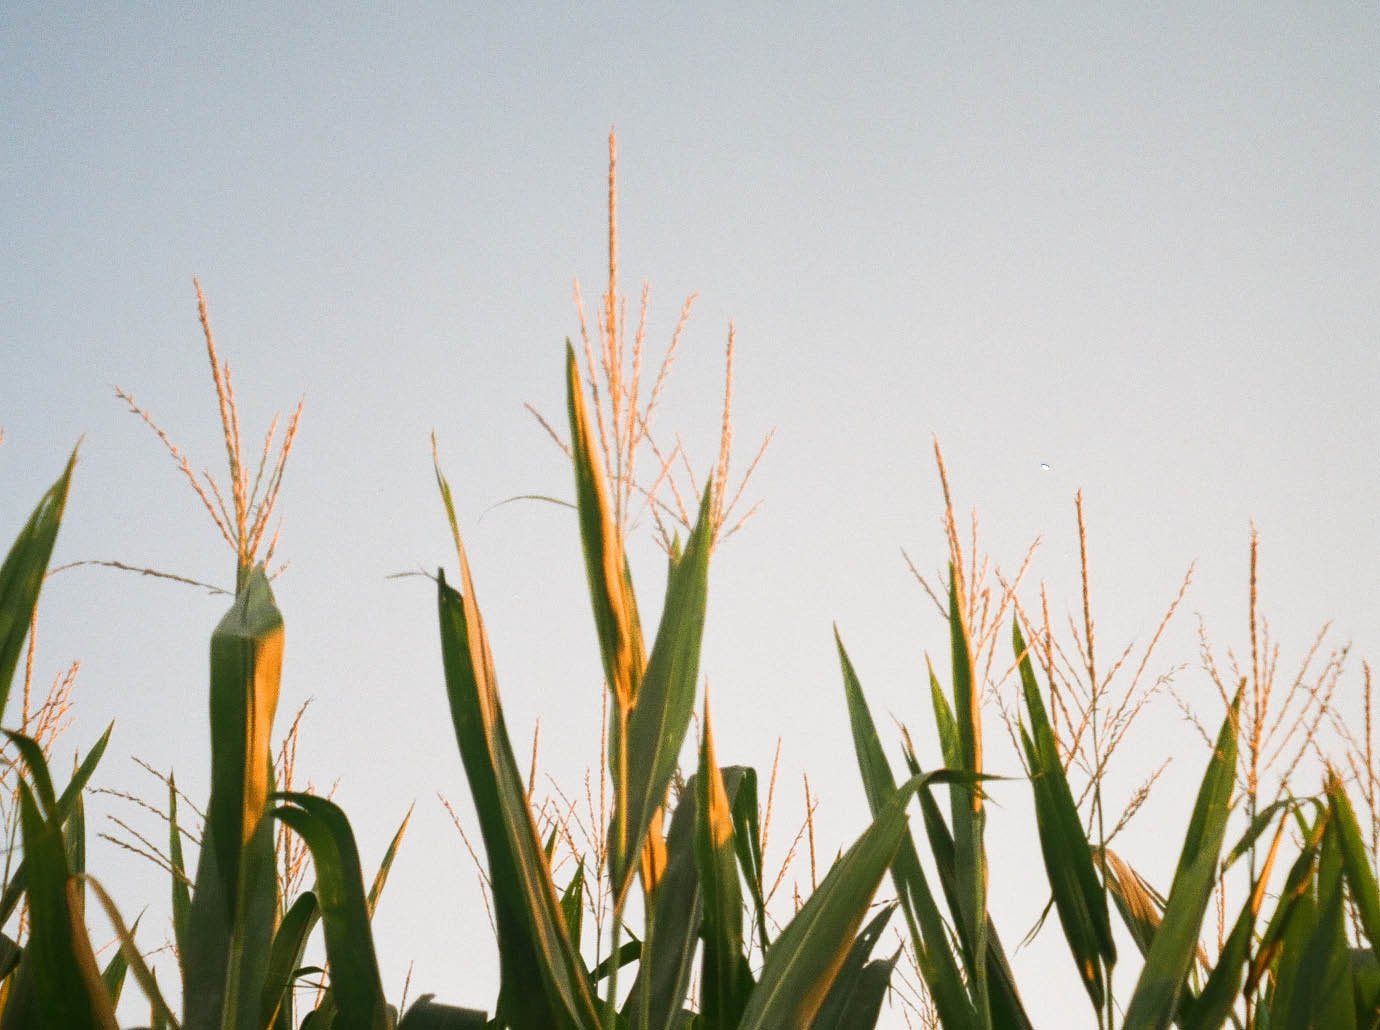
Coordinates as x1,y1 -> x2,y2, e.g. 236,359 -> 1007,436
3,3 -> 1378,1025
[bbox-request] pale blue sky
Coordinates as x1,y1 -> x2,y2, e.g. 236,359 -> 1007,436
3,4 -> 1378,1025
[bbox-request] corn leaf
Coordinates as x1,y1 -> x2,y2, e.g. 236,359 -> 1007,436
0,448 -> 75,721
624,772 -> 703,1030
1279,812 -> 1355,1029
184,567 -> 282,1030
83,875 -> 182,1030
836,629 -> 974,1029
910,776 -> 1035,1030
695,704 -> 753,1029
0,721 -> 111,928
259,889 -> 320,1030
616,483 -> 713,904
1326,771 -> 1380,970
942,569 -> 989,1027
808,903 -> 896,1030
397,995 -> 489,1029
169,773 -> 192,966
14,779 -> 117,1030
1014,618 -> 1116,1012
1121,688 -> 1240,1030
560,859 -> 585,953
1182,812 -> 1288,1030
273,793 -> 391,1030
366,802 -> 414,919
730,765 -> 770,957
738,772 -> 932,1030
434,485 -> 599,1030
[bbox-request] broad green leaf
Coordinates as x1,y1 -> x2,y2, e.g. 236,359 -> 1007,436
625,775 -> 703,1030
273,793 -> 391,1030
14,780 -> 117,1030
928,662 -> 961,771
616,483 -> 713,904
397,994 -> 489,1029
259,890 -> 320,1030
1121,688 -> 1241,1030
101,915 -> 133,1011
1282,813 -> 1355,1029
809,903 -> 895,1029
695,707 -> 752,1029
1249,811 -> 1326,1006
1014,618 -> 1115,1012
739,773 -> 930,1030
1182,812 -> 1287,1030
1326,771 -> 1380,970
835,629 -> 974,1029
435,493 -> 599,1030
0,448 -> 75,721
184,567 -> 281,1030
945,570 -> 988,1029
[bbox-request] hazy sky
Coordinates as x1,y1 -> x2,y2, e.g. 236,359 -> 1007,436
3,4 -> 1378,1025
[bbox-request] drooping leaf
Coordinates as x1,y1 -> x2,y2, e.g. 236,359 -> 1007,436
272,794 -> 391,1030
258,889 -> 320,1030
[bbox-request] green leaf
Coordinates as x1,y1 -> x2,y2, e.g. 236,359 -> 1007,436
835,628 -> 974,1029
563,341 -> 645,716
1182,811 -> 1288,1030
729,765 -> 770,958
616,483 -> 712,906
808,903 -> 896,1029
0,721 -> 112,928
168,773 -> 193,968
560,858 -> 586,954
944,569 -> 988,1029
911,777 -> 1034,1030
367,802 -> 414,918
1014,618 -> 1115,1012
1282,812 -> 1355,1029
738,773 -> 929,1030
397,995 -> 489,1029
184,567 -> 282,1030
272,794 -> 391,1030
258,889 -> 320,1030
434,494 -> 599,1030
694,707 -> 752,1029
82,875 -> 181,1030
14,780 -> 117,1030
1121,688 -> 1241,1030
625,775 -> 703,1030
1326,771 -> 1380,970
0,448 -> 76,721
